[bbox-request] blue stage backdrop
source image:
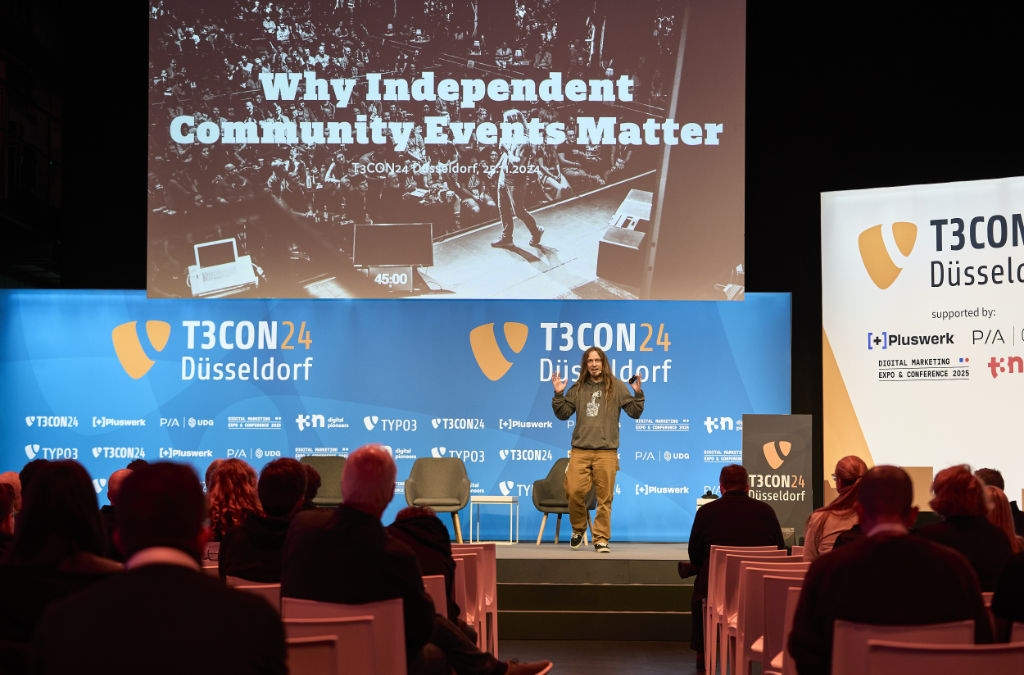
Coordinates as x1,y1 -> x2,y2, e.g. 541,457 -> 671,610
0,290 -> 790,541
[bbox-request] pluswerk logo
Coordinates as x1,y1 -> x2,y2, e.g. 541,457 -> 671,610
112,321 -> 172,379
25,444 -> 40,460
762,441 -> 793,470
92,478 -> 107,495
363,415 -> 379,431
499,480 -> 515,496
469,322 -> 529,381
858,221 -> 917,289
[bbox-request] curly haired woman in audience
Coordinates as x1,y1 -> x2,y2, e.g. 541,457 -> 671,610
802,455 -> 868,560
206,459 -> 261,541
984,485 -> 1024,554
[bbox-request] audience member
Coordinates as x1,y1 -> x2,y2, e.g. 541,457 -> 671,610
991,551 -> 1024,640
0,483 -> 15,557
0,461 -> 121,648
282,443 -> 549,675
802,455 -> 868,561
0,471 -> 21,514
685,464 -> 785,670
207,458 -> 261,541
976,467 -> 1024,534
299,462 -> 322,510
788,466 -> 992,675
984,485 -> 1024,554
100,468 -> 133,561
219,458 -> 306,582
388,505 -> 475,640
31,462 -> 286,674
916,464 -> 1012,590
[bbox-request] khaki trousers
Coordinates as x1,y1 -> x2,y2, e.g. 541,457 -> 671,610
563,448 -> 618,543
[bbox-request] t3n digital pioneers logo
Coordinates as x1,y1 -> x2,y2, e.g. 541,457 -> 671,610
762,440 -> 792,470
469,322 -> 528,381
858,221 -> 917,289
112,321 -> 172,379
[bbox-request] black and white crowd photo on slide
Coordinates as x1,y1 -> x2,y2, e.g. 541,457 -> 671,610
146,0 -> 723,300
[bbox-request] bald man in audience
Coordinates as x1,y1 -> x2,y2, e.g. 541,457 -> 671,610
282,443 -> 550,675
100,468 -> 133,561
788,465 -> 991,675
0,472 -> 21,512
32,462 -> 286,674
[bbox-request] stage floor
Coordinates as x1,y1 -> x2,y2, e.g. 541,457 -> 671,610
493,541 -> 690,561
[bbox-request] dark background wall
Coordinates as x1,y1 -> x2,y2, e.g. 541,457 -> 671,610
3,1 -> 1022,501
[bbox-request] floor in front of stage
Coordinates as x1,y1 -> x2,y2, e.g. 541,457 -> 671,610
494,541 -> 690,561
423,172 -> 655,299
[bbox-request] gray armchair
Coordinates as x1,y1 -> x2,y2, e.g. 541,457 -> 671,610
404,457 -> 471,543
298,455 -> 346,507
532,457 -> 596,545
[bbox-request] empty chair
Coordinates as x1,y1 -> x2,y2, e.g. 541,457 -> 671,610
286,636 -> 340,675
707,547 -> 787,675
422,575 -> 447,619
531,457 -> 596,545
452,542 -> 499,655
298,456 -> 346,507
284,617 -> 375,675
831,619 -> 974,675
762,575 -> 806,675
405,458 -> 470,543
866,640 -> 1024,675
282,596 -> 405,675
731,562 -> 808,675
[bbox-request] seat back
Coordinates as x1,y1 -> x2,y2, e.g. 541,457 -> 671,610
286,635 -> 340,675
299,456 -> 346,507
532,457 -> 570,510
405,458 -> 470,511
831,619 -> 974,675
763,575 -> 805,671
284,618 -> 375,675
728,558 -> 808,620
452,542 -> 498,653
708,545 -> 782,612
866,640 -> 1024,675
790,545 -> 804,557
781,586 -> 801,675
282,597 -> 405,675
232,582 -> 282,612
453,552 -> 481,626
1013,622 -> 1024,642
422,574 -> 447,618
717,551 -> 788,618
736,564 -> 808,663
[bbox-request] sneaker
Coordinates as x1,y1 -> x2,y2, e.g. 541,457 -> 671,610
529,226 -> 544,246
595,542 -> 611,553
569,531 -> 584,549
490,238 -> 514,248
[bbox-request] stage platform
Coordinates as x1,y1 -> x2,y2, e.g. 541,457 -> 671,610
494,542 -> 692,641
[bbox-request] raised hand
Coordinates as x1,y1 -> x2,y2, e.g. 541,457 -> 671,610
552,371 -> 566,394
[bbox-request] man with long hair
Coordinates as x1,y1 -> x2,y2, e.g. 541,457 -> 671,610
551,346 -> 644,552
490,109 -> 544,248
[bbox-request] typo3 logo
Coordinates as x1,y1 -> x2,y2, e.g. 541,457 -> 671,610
92,478 -> 107,495
469,322 -> 529,381
431,447 -> 447,457
762,441 -> 793,470
499,480 -> 515,496
858,221 -> 918,290
112,321 -> 172,379
25,444 -> 40,460
703,416 -> 742,434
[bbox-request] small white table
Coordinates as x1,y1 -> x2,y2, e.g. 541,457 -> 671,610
470,495 -> 519,544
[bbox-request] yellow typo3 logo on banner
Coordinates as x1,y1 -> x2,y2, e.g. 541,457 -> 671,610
112,321 -> 171,379
762,440 -> 792,470
469,322 -> 528,381
858,221 -> 917,289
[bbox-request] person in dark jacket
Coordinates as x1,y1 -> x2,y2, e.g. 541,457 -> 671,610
916,464 -> 1012,591
219,458 -> 306,582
